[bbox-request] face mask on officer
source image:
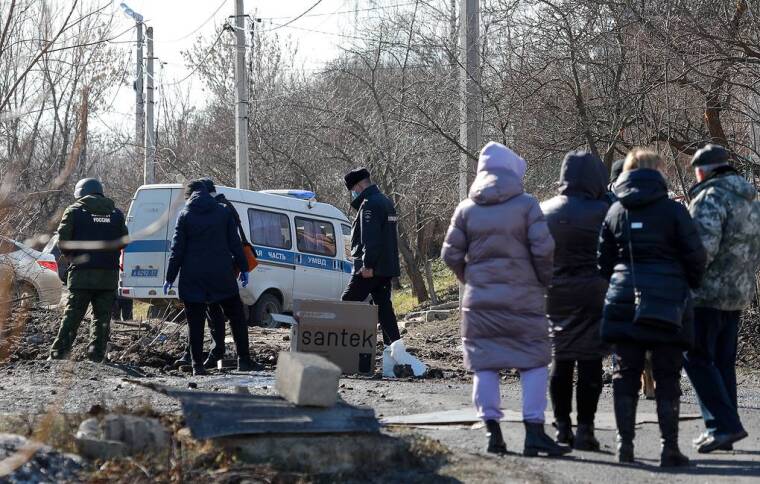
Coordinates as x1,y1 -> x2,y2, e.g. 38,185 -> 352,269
351,190 -> 360,200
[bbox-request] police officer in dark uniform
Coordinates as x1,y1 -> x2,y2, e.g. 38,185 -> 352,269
341,168 -> 401,346
49,178 -> 128,362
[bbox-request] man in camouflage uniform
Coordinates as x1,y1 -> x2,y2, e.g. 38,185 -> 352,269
684,144 -> 760,453
49,179 -> 128,363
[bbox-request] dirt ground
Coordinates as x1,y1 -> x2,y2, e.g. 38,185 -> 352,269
0,308 -> 759,483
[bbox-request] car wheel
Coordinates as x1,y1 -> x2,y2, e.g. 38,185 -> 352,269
250,293 -> 282,328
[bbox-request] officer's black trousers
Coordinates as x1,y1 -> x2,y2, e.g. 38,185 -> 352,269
341,274 -> 401,346
184,296 -> 249,366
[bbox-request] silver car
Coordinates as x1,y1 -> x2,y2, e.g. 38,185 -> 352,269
0,236 -> 63,307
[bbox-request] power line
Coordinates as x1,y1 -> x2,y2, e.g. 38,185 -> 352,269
262,0 -> 325,32
160,28 -> 226,88
162,0 -> 228,42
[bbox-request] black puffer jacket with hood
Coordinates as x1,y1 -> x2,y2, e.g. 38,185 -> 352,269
166,186 -> 248,304
598,169 -> 706,348
541,151 -> 610,361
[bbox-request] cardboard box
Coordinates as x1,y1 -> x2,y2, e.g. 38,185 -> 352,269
291,299 -> 377,375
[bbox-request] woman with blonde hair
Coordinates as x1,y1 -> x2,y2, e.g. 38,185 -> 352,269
598,149 -> 706,466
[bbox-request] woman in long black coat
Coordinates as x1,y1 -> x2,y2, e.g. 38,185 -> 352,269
165,181 -> 253,375
598,149 -> 706,467
541,151 -> 610,451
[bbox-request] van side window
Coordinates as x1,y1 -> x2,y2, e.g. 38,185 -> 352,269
341,224 -> 352,260
295,217 -> 336,257
248,209 -> 292,249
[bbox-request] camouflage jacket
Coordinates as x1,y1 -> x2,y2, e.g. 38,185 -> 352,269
689,168 -> 760,310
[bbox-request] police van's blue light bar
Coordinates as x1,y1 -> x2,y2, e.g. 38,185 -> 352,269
261,189 -> 316,200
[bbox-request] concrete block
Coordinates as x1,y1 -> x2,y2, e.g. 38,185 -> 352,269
275,351 -> 341,407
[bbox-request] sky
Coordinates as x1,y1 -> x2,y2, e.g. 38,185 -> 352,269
99,0 -> 379,132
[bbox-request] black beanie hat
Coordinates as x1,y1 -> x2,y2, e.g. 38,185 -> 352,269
199,177 -> 216,194
691,144 -> 730,167
344,167 -> 371,190
184,179 -> 207,199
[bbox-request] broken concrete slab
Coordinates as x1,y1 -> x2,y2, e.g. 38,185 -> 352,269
216,433 -> 413,475
75,415 -> 170,459
275,351 -> 341,407
127,380 -> 380,439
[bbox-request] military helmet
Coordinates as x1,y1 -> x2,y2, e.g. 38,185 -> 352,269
74,178 -> 104,198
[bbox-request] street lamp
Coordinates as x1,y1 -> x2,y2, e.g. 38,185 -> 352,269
119,2 -> 143,22
120,3 -> 148,183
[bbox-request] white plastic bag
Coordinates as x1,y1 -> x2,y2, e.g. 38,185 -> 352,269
382,347 -> 397,377
387,340 -> 427,377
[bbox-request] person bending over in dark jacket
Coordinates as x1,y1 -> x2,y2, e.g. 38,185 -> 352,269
164,181 -> 254,375
598,149 -> 706,467
541,151 -> 610,451
341,168 -> 401,346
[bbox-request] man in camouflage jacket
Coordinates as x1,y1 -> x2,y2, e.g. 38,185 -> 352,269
684,144 -> 760,453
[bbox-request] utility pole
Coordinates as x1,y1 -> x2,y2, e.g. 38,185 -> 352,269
458,0 -> 480,306
145,26 -> 156,184
234,0 -> 250,189
121,3 -> 145,182
135,21 -> 145,181
459,0 -> 481,201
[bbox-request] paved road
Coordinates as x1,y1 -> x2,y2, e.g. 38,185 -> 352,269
0,361 -> 757,483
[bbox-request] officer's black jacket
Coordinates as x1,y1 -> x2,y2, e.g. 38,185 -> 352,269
349,184 -> 400,278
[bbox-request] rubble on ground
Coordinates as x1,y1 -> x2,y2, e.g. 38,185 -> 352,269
0,433 -> 83,483
2,307 -> 289,373
75,414 -> 170,460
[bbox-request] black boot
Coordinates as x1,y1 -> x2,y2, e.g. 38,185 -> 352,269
614,395 -> 637,463
574,424 -> 600,451
237,357 -> 261,372
523,422 -> 571,457
192,365 -> 207,376
553,421 -> 574,446
485,420 -> 508,455
657,398 -> 690,467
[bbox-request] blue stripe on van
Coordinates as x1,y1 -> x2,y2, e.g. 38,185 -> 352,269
124,240 -> 171,253
126,240 -> 352,273
253,246 -> 296,265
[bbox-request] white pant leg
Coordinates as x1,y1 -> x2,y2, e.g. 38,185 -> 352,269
472,370 -> 504,421
520,366 -> 549,423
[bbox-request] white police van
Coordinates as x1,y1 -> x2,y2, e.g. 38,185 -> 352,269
119,184 -> 353,325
